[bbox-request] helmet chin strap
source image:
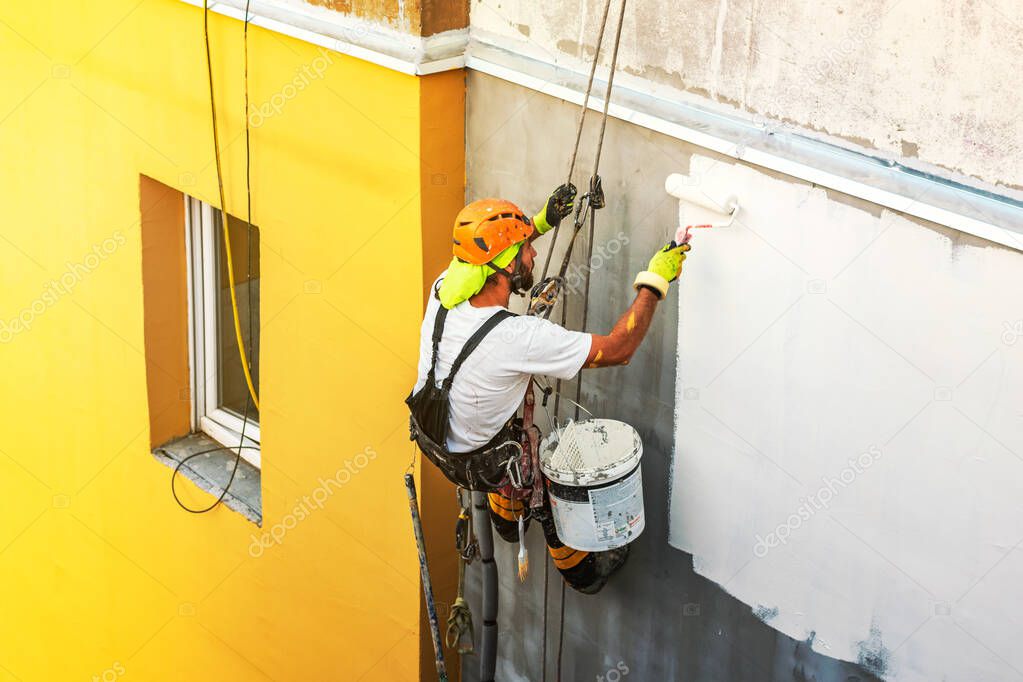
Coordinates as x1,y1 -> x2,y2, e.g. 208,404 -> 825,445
486,250 -> 530,296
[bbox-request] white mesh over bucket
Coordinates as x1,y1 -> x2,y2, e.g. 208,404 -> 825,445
540,419 -> 645,551
541,419 -> 642,487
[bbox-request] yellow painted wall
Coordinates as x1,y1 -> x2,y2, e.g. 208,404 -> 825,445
0,1 -> 449,679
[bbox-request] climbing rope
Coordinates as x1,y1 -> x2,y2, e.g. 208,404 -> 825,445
540,0 -> 612,283
530,1 -> 630,677
538,0 -> 629,291
566,0 -> 614,186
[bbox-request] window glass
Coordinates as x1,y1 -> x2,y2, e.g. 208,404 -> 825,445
213,211 -> 260,422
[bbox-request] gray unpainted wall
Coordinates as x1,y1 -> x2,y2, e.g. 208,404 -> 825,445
469,0 -> 1023,195
461,71 -> 887,682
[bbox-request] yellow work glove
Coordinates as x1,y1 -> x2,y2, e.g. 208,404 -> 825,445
633,242 -> 691,299
532,183 -> 577,234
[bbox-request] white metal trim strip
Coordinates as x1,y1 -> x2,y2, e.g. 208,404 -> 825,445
177,0 -> 467,75
174,0 -> 1022,250
466,48 -> 1023,252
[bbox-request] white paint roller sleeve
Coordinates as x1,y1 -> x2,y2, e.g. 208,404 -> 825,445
665,174 -> 739,241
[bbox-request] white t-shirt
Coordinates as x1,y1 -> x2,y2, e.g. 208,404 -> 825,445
413,273 -> 592,453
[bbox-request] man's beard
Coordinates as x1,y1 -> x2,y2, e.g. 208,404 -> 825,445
512,261 -> 534,295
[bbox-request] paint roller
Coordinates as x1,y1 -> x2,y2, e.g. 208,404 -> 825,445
665,174 -> 739,244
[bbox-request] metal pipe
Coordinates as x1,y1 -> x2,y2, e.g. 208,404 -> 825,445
405,474 -> 449,682
472,491 -> 499,681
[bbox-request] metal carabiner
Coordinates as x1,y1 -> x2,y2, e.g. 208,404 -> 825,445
496,440 -> 525,489
506,456 -> 524,490
474,440 -> 524,489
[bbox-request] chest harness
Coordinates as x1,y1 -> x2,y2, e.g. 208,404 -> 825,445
405,300 -> 527,492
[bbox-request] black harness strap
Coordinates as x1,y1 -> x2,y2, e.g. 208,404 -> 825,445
441,309 -> 516,391
409,303 -> 520,492
426,304 -> 448,385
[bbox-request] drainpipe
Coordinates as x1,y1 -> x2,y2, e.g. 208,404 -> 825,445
472,491 -> 499,681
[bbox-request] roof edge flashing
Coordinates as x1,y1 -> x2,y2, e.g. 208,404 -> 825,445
174,3 -> 1023,251
465,39 -> 1023,252
179,0 -> 468,75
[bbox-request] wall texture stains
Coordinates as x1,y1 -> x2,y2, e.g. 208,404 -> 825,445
288,0 -> 468,35
464,71 -> 884,682
421,0 -> 469,36
469,0 -> 1023,193
670,154 -> 1023,681
288,0 -> 414,31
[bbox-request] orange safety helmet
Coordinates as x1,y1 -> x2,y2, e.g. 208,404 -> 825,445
452,198 -> 533,266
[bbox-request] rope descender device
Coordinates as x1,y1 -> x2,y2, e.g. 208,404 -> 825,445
531,175 -> 608,320
448,487 -> 476,655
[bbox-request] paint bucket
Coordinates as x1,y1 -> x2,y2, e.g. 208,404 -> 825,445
539,419 -> 645,552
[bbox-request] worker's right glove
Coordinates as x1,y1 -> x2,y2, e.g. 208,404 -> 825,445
633,241 -> 691,299
533,183 -> 577,234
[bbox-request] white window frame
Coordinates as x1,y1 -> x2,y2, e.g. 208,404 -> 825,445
184,197 -> 261,468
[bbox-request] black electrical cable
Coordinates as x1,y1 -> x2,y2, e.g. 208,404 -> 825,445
172,0 -> 256,514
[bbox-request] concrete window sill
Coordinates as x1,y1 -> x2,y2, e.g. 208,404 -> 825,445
153,433 -> 262,525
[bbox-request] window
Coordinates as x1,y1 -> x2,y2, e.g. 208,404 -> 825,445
185,197 -> 261,468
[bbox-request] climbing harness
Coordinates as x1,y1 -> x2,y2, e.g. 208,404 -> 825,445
406,303 -> 524,492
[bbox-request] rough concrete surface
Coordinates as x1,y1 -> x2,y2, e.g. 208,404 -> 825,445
469,0 -> 1023,192
291,0 -> 469,35
154,433 -> 262,525
290,0 -> 418,33
462,71 -> 889,682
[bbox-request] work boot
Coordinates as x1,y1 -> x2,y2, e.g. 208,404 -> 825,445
573,544 -> 631,595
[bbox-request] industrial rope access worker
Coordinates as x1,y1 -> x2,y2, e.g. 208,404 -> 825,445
407,184 -> 689,594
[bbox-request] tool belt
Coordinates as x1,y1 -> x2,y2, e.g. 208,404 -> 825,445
406,298 -> 522,492
409,417 -> 524,492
